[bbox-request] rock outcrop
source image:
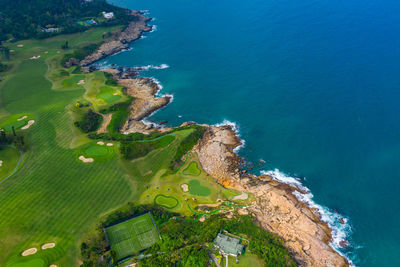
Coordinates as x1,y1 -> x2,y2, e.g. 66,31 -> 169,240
80,11 -> 152,66
195,125 -> 348,267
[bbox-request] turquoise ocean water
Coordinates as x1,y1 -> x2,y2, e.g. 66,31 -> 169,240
103,0 -> 400,265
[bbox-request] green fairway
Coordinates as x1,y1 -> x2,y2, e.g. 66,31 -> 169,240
0,146 -> 22,182
96,86 -> 122,103
154,194 -> 179,209
105,213 -> 160,260
189,179 -> 211,196
61,75 -> 86,88
182,161 -> 201,176
8,258 -> 45,267
0,113 -> 35,132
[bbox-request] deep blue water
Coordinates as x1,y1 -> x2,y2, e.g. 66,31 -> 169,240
104,0 -> 400,265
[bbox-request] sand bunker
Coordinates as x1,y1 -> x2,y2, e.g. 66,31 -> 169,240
77,80 -> 85,85
106,143 -> 114,146
49,265 -> 57,267
181,184 -> 189,192
41,243 -> 56,250
21,120 -> 35,130
232,192 -> 248,200
96,141 -> 105,145
17,44 -> 24,47
21,248 -> 37,256
112,93 -> 119,95
79,155 -> 94,163
0,160 -> 3,167
17,115 -> 28,121
30,55 -> 41,60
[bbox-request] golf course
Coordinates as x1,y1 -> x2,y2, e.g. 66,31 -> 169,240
0,25 -> 246,266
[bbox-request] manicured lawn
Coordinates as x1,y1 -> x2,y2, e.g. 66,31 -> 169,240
0,146 -> 22,182
105,213 -> 160,261
182,161 -> 201,176
189,179 -> 211,197
61,75 -> 86,88
154,194 -> 179,209
8,258 -> 45,267
227,253 -> 264,267
96,86 -> 122,103
0,113 -> 35,132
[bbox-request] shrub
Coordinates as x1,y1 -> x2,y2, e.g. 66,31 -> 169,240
74,109 -> 102,133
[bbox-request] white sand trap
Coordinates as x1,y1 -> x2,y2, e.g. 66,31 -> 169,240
112,93 -> 119,95
77,80 -> 85,85
41,243 -> 56,250
30,55 -> 41,60
181,184 -> 189,192
17,44 -> 24,47
0,160 -> 3,167
10,50 -> 15,53
106,143 -> 114,146
17,115 -> 28,121
96,141 -> 105,145
232,192 -> 248,200
21,120 -> 35,130
21,248 -> 37,256
49,265 -> 57,267
79,155 -> 94,163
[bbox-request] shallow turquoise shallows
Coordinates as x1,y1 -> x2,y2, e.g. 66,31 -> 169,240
104,0 -> 400,265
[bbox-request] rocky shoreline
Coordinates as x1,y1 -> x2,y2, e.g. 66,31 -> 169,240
84,10 -> 349,267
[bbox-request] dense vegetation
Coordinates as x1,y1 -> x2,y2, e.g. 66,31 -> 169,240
81,204 -> 297,267
120,135 -> 175,160
0,0 -> 134,42
75,109 -> 103,133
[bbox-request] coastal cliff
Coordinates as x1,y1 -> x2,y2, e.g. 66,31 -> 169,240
84,10 -> 349,267
195,126 -> 348,267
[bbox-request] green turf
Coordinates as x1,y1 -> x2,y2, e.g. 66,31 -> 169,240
96,86 -> 122,103
188,179 -> 211,197
227,253 -> 264,267
154,194 -> 179,209
61,75 -> 86,88
182,161 -> 201,176
105,213 -> 159,260
0,146 -> 22,182
0,113 -> 35,132
8,258 -> 45,267
77,142 -> 117,162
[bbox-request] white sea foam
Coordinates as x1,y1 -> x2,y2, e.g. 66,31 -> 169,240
261,169 -> 355,266
150,25 -> 158,32
141,10 -> 150,15
214,120 -> 246,153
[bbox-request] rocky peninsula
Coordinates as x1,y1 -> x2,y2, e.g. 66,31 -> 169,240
84,10 -> 350,267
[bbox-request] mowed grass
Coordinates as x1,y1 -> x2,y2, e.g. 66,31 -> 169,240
227,253 -> 264,267
0,146 -> 22,182
188,179 -> 211,197
8,258 -> 45,267
96,86 -> 122,103
0,113 -> 35,132
182,161 -> 201,176
154,194 -> 179,209
78,142 -> 117,162
105,213 -> 159,260
0,31 -> 134,266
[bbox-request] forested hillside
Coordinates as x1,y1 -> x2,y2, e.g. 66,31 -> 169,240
0,0 -> 132,42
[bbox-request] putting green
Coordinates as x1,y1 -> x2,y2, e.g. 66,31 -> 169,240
0,146 -> 22,182
154,194 -> 179,209
183,161 -> 201,176
96,86 -> 121,103
0,113 -> 34,132
61,75 -> 85,87
79,142 -> 116,161
8,258 -> 45,267
189,180 -> 211,197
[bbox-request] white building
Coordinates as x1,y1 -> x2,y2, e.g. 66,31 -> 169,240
102,12 -> 114,19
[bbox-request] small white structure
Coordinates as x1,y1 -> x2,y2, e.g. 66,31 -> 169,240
102,12 -> 114,19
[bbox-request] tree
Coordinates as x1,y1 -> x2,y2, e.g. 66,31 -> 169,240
12,126 -> 16,136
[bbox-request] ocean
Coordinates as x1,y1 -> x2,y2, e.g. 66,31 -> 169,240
103,0 -> 400,265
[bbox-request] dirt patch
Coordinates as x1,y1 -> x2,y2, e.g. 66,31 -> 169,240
41,243 -> 56,250
232,192 -> 248,200
17,115 -> 28,121
97,114 -> 112,134
21,248 -> 37,256
21,120 -> 35,130
79,155 -> 94,163
181,184 -> 189,192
